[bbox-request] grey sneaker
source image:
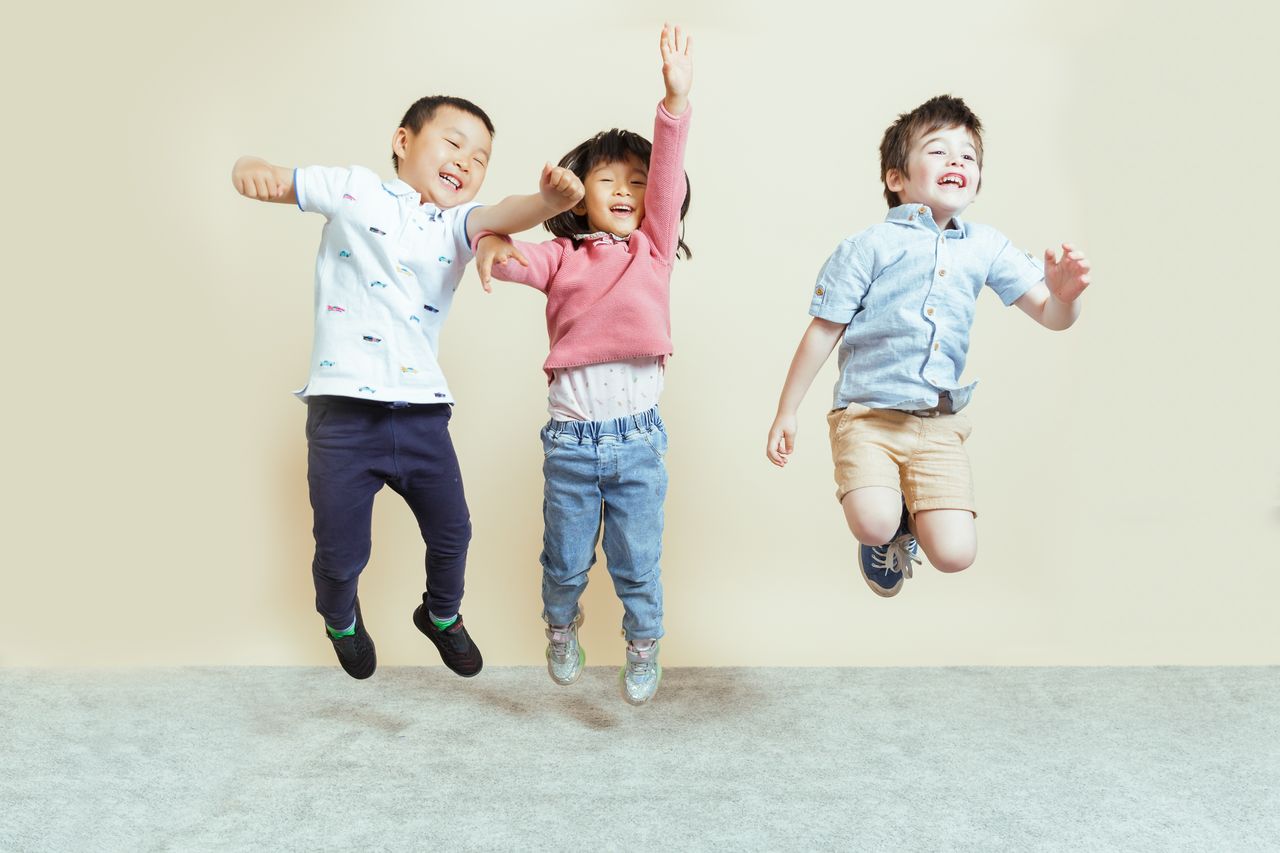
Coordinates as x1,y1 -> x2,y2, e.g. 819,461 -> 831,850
620,640 -> 661,705
545,609 -> 585,686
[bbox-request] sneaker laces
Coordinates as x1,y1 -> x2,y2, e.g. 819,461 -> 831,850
872,535 -> 921,579
546,626 -> 574,660
627,646 -> 654,678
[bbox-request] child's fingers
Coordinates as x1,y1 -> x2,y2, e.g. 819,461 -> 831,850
510,247 -> 530,268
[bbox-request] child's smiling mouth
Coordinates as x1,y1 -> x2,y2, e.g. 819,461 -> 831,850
609,204 -> 635,216
439,172 -> 462,191
938,172 -> 967,188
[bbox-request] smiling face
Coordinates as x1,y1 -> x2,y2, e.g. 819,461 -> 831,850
885,125 -> 981,228
575,155 -> 648,237
392,106 -> 492,208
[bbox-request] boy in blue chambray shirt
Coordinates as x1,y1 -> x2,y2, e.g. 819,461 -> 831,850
232,95 -> 584,680
766,95 -> 1092,597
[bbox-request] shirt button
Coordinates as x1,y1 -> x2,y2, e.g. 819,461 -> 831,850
939,269 -> 947,277
918,206 -> 927,214
927,308 -> 935,316
933,343 -> 940,351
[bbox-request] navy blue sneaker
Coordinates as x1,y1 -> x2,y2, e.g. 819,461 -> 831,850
327,599 -> 377,680
858,506 -> 920,597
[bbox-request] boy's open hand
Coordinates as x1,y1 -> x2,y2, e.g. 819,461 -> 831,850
766,414 -> 797,468
539,163 -> 585,212
660,23 -> 692,113
1043,243 -> 1091,304
475,234 -> 528,293
232,156 -> 290,200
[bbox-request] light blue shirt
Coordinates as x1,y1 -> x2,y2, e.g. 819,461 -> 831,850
809,203 -> 1044,413
294,165 -> 479,404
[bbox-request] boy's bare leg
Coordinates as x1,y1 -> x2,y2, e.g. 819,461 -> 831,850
841,486 -> 903,545
912,509 -> 977,573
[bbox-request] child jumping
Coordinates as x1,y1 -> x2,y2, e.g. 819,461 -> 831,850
231,96 -> 584,679
766,95 -> 1092,597
473,24 -> 693,704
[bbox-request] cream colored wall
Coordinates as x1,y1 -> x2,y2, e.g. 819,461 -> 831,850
5,0 -> 1277,667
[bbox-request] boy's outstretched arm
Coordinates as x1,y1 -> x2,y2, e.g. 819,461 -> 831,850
232,156 -> 297,205
466,164 -> 584,244
1015,242 -> 1092,331
766,318 -> 846,467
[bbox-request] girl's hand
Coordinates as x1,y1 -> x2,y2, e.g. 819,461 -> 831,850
539,163 -> 585,212
660,23 -> 692,114
766,413 -> 797,468
475,235 -> 528,293
1043,243 -> 1091,304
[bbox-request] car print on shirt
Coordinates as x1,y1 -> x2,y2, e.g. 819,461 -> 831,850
400,366 -> 419,375
369,226 -> 386,236
434,393 -> 447,398
423,305 -> 440,313
362,335 -> 382,344
369,280 -> 388,288
327,305 -> 346,313
339,250 -> 351,258
357,386 -> 376,394
397,265 -> 414,277
319,360 -> 336,367
342,194 -> 357,202
438,256 -> 453,265
409,315 -> 421,324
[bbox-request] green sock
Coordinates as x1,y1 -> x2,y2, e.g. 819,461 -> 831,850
326,619 -> 356,639
429,612 -> 458,631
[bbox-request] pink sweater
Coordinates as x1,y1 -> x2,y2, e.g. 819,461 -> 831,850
484,102 -> 690,381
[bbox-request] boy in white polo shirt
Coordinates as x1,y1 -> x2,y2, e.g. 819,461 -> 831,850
232,95 -> 584,680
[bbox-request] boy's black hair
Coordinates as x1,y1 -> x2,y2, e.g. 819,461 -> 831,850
544,128 -> 691,259
392,96 -> 495,171
879,95 -> 984,208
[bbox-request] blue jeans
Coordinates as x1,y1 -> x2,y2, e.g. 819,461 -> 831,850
539,406 -> 667,641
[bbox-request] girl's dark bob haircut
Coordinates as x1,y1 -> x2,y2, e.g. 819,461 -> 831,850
543,128 -> 691,260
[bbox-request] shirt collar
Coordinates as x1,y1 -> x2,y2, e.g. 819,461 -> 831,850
574,230 -> 631,244
885,203 -> 965,236
382,179 -> 443,220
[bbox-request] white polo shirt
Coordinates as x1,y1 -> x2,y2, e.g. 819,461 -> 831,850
293,165 -> 480,404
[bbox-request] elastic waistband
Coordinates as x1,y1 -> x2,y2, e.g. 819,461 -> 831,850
308,395 -> 450,412
545,406 -> 663,442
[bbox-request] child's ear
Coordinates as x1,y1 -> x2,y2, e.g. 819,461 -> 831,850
391,127 -> 409,161
572,201 -> 588,216
885,168 -> 905,193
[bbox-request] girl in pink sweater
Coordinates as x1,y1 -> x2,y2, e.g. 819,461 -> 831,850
474,24 -> 692,705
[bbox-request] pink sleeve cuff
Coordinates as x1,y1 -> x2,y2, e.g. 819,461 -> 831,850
470,230 -> 513,253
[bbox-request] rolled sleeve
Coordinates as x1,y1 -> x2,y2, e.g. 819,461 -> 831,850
809,238 -> 873,323
985,234 -> 1044,306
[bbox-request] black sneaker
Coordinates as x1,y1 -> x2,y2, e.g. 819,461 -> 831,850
413,605 -> 483,677
327,599 -> 377,680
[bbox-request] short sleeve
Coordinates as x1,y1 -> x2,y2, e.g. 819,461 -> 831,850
451,202 -> 484,263
294,166 -> 356,220
809,238 -> 874,323
985,233 -> 1044,306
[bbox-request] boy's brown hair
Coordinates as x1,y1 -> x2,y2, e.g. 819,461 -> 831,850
879,95 -> 984,208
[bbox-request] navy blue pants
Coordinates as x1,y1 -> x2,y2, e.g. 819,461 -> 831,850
306,396 -> 471,629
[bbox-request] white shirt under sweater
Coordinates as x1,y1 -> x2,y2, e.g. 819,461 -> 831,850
547,357 -> 664,422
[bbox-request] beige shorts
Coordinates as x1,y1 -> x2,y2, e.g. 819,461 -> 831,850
827,402 -> 977,515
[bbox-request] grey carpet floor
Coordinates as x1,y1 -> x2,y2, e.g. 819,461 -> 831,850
2,667 -> 1277,852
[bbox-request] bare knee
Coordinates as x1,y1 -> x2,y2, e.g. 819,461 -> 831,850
927,543 -> 976,573
841,488 -> 902,545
